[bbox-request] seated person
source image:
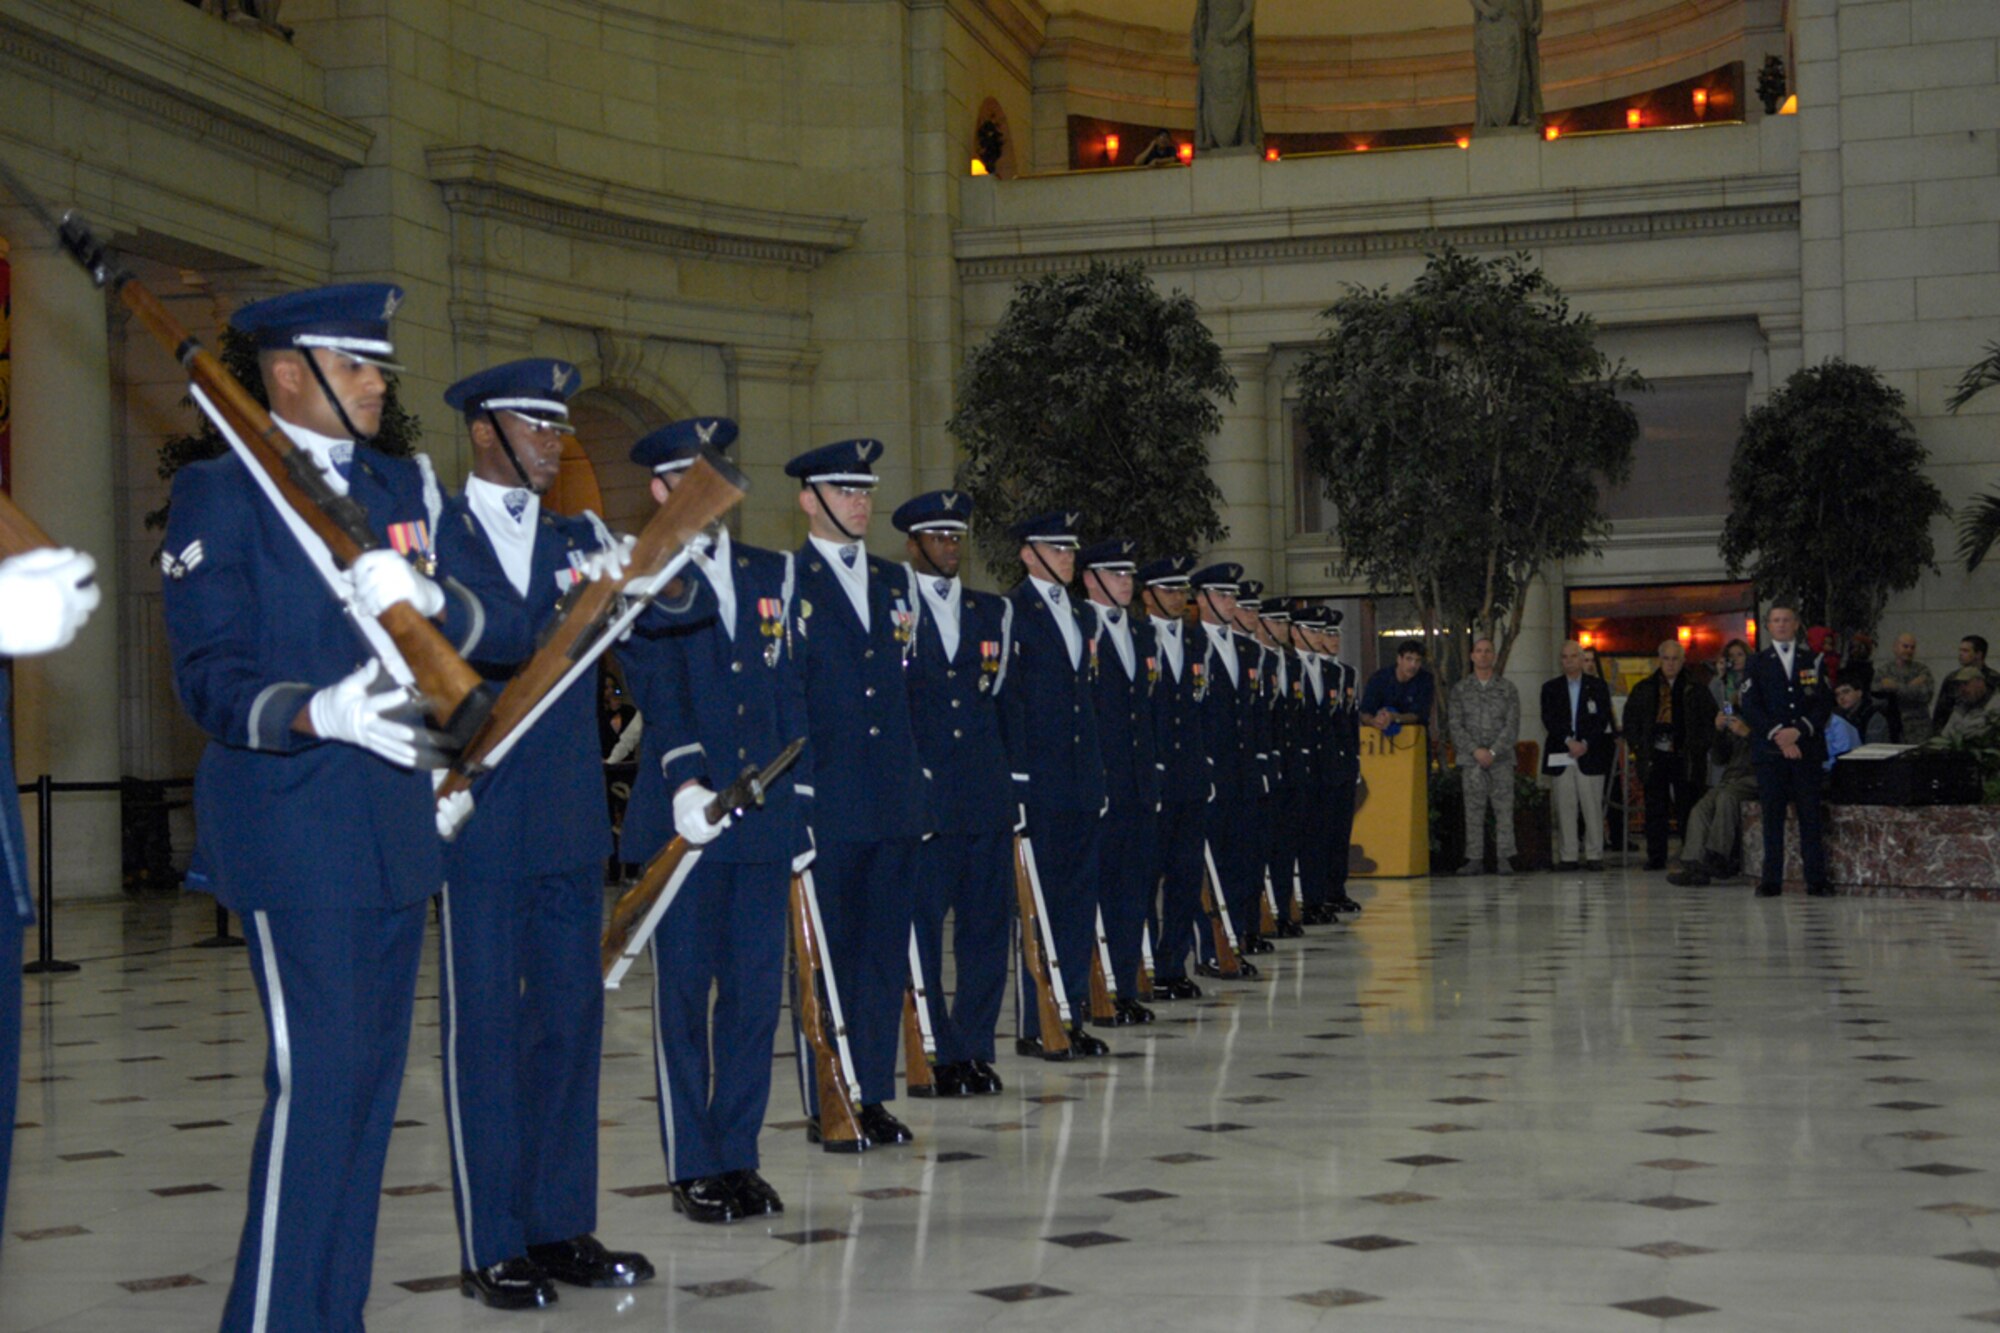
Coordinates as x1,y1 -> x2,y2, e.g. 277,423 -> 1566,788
1940,670 -> 1998,742
1666,711 -> 1759,886
1832,669 -> 1891,745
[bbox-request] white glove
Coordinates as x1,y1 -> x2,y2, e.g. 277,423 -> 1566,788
1014,803 -> 1029,834
436,789 -> 474,840
307,661 -> 447,769
349,549 -> 445,619
792,825 -> 816,874
0,548 -> 100,656
578,534 -> 636,584
674,782 -> 731,846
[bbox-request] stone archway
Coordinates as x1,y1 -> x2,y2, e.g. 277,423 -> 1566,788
568,385 -> 672,535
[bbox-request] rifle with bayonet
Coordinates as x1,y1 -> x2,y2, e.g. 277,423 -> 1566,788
0,159 -> 493,747
600,737 -> 805,985
1013,825 -> 1074,1058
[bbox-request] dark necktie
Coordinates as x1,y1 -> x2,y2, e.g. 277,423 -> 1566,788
1107,609 -> 1122,625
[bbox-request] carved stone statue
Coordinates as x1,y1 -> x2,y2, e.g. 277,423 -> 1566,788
1472,0 -> 1543,130
1193,0 -> 1262,152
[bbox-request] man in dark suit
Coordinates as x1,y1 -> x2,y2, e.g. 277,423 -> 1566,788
786,439 -> 931,1148
896,489 -> 1012,1096
1140,556 -> 1206,997
999,512 -> 1112,1057
1623,638 -> 1717,872
619,417 -> 815,1221
160,285 -> 488,1332
1738,601 -> 1836,897
1080,538 -> 1158,1024
1540,640 -> 1615,871
432,360 -> 653,1305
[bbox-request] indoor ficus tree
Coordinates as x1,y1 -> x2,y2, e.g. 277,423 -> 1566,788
1295,247 -> 1640,701
1720,359 -> 1947,633
948,260 -> 1232,582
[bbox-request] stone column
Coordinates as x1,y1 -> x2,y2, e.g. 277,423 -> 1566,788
1211,347 -> 1273,575
726,346 -> 818,552
7,235 -> 123,899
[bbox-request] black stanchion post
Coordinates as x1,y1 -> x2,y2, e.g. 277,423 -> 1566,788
23,773 -> 79,975
193,900 -> 245,949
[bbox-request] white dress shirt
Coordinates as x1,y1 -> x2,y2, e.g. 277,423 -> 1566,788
1091,602 -> 1136,678
465,474 -> 539,598
915,569 -> 961,660
1301,652 -> 1324,703
1030,576 -> 1081,668
694,525 -> 739,640
809,533 -> 871,630
1152,615 -> 1185,681
1202,620 -> 1240,687
275,415 -> 355,498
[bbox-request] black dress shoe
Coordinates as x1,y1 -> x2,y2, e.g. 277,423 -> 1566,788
910,1061 -> 971,1098
1117,997 -> 1156,1024
805,1116 -> 871,1152
1754,882 -> 1782,898
669,1177 -> 742,1225
1644,857 -> 1667,871
1066,1024 -> 1111,1057
1193,959 -> 1230,979
1806,883 -> 1836,898
965,1058 -> 1004,1094
858,1103 -> 914,1145
1276,919 -> 1304,939
1666,866 -> 1711,887
461,1257 -> 557,1310
1330,894 -> 1362,913
1171,977 -> 1203,999
1091,1005 -> 1133,1029
723,1168 -> 784,1216
1556,860 -> 1580,872
1583,860 -> 1606,872
527,1234 -> 654,1288
1243,933 -> 1276,955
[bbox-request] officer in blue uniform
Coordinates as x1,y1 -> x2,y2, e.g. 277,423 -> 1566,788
617,417 -> 817,1220
159,284 -> 487,1333
1189,562 -> 1255,977
1738,601 -> 1836,898
786,439 -> 930,1148
1287,603 -> 1338,924
1001,512 -> 1112,1056
432,359 -> 652,1307
1227,578 -> 1277,956
1079,538 -> 1158,1025
1139,555 -> 1205,1000
0,545 -> 100,1238
895,489 -> 1011,1096
1319,610 -> 1363,916
1258,598 -> 1308,938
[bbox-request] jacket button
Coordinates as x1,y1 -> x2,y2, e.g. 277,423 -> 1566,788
946,669 -> 956,678
868,726 -> 881,737
738,747 -> 748,759
953,728 -> 963,738
865,686 -> 876,698
731,661 -> 742,673
864,649 -> 875,659
950,699 -> 961,709
737,704 -> 746,716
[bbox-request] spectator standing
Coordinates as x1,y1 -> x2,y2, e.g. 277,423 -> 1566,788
1623,640 -> 1717,871
1447,636 -> 1521,876
1932,636 -> 2000,735
1541,641 -> 1615,871
1875,633 -> 1934,744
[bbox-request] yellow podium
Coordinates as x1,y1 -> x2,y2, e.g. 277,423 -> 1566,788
1351,724 -> 1430,878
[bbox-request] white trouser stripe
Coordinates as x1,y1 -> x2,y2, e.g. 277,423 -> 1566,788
439,887 -> 478,1264
250,912 -> 293,1333
649,933 -> 679,1181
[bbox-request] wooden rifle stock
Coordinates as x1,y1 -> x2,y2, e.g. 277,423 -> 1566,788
438,450 -> 746,804
902,989 -> 934,1096
1012,833 -> 1072,1056
1199,865 -> 1243,978
47,218 -> 493,746
0,493 -> 55,558
791,873 -> 865,1148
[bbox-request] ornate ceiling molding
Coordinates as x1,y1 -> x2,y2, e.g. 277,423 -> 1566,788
0,6 -> 370,189
427,146 -> 863,273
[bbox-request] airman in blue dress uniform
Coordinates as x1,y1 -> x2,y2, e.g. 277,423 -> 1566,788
1738,601 -> 1836,898
159,284 -> 489,1333
786,439 -> 929,1148
617,417 -> 817,1221
1001,512 -> 1112,1057
1079,538 -> 1159,1024
1139,555 -> 1206,1000
0,544 -> 100,1239
431,359 -> 652,1308
896,489 -> 1012,1097
1188,562 -> 1255,976
1258,597 -> 1309,938
1227,578 -> 1277,956
1318,610 -> 1363,916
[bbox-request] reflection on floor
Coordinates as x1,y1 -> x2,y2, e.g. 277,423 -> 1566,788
8,873 -> 2000,1330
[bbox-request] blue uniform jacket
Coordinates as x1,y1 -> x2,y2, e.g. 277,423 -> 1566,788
999,582 -> 1107,815
1195,625 -> 1250,800
1324,657 -> 1361,773
1148,618 -> 1207,805
1086,606 -> 1158,812
1739,644 -> 1834,763
620,539 -> 814,865
160,448 -> 483,912
2,674 -> 29,923
1241,634 -> 1276,795
905,577 -> 1015,836
791,547 -> 929,843
434,494 -> 612,881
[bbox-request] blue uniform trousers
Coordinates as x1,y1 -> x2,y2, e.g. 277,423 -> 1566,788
809,838 -> 917,1105
1297,790 -> 1330,911
1153,799 -> 1206,980
221,904 -> 424,1333
650,857 -> 787,1181
1755,758 -> 1828,888
1242,790 -> 1273,931
1198,807 -> 1250,964
1327,770 -> 1359,895
1269,788 -> 1303,919
1018,808 -> 1100,1041
436,866 -> 601,1271
913,833 -> 1012,1066
1,911 -> 19,1238
1098,806 -> 1154,998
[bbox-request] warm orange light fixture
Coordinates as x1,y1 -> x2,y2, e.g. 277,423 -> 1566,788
1104,133 -> 1120,162
1746,616 -> 1758,643
1692,87 -> 1709,118
1353,142 -> 1370,152
1265,145 -> 1280,162
1778,94 -> 1798,115
1678,625 -> 1694,647
1456,135 -> 1471,149
1626,108 -> 1643,129
970,159 -> 989,176
1578,631 -> 1594,649
1177,141 -> 1194,164
1544,124 -> 1560,141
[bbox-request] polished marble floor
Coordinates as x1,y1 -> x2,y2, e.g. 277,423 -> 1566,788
8,872 -> 2000,1330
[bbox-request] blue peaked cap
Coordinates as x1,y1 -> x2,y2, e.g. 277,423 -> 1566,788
786,439 -> 882,487
1188,562 -> 1243,592
444,359 -> 580,430
892,489 -> 975,534
1008,510 -> 1081,547
1078,538 -> 1140,572
1137,554 -> 1195,587
631,418 -> 739,473
232,283 -> 405,369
